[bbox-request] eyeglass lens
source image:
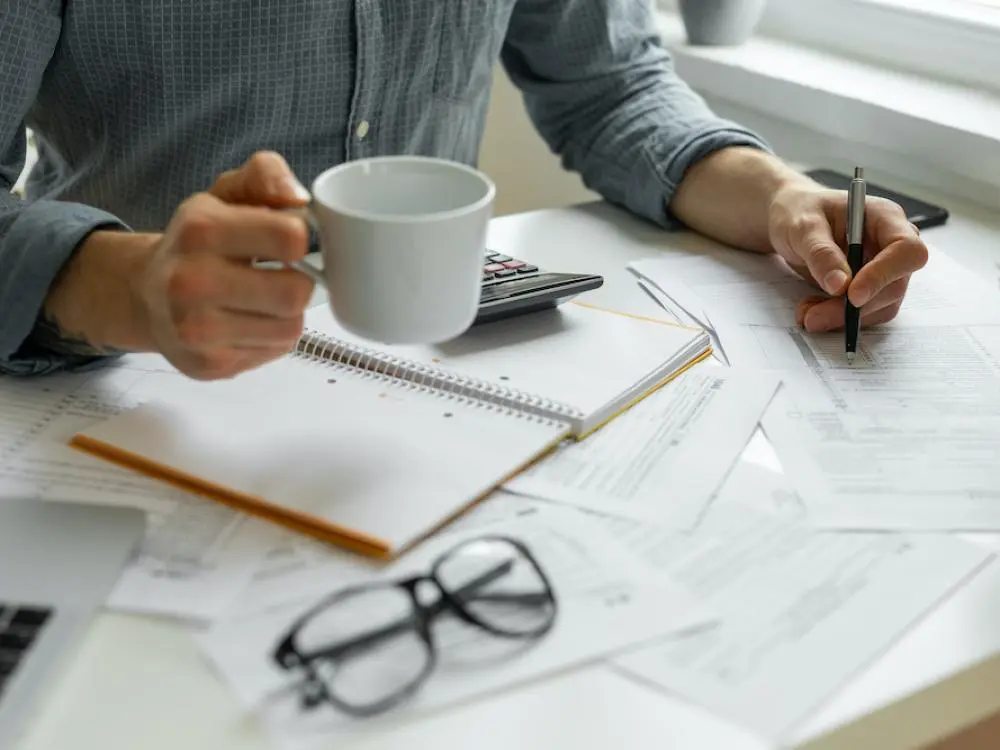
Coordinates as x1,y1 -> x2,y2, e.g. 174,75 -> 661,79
435,537 -> 554,636
291,537 -> 553,714
295,585 -> 431,711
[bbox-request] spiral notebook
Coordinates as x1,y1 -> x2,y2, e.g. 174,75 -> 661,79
70,302 -> 710,559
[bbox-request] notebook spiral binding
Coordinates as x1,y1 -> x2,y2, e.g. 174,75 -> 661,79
292,330 -> 581,429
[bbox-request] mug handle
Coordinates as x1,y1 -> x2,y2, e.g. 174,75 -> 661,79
281,204 -> 329,290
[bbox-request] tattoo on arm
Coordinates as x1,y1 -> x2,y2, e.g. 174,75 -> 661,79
26,309 -> 128,357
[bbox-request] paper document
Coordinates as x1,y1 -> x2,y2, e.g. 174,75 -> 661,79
0,356 -> 190,509
197,505 -> 717,749
607,501 -> 994,740
106,501 -> 274,622
630,244 -> 1000,334
233,491 -> 557,617
734,323 -> 1000,529
656,234 -> 1000,529
505,367 -> 780,529
636,278 -> 729,365
763,388 -> 1000,530
0,356 -> 270,621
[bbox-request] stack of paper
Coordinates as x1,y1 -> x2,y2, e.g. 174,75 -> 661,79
505,365 -> 781,530
196,502 -> 718,748
6,224 -> 1000,750
629,244 -> 1000,531
0,355 -> 277,622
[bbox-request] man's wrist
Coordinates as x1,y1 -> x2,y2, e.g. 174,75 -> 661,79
39,229 -> 160,355
668,146 -> 820,255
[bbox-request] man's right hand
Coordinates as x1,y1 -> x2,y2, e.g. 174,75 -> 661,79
45,151 -> 316,381
137,152 -> 316,379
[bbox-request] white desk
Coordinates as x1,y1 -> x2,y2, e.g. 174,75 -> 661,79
19,198 -> 1000,750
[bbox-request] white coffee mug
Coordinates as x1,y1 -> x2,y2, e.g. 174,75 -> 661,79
291,155 -> 496,345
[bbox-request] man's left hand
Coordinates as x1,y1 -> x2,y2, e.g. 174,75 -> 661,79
767,182 -> 930,333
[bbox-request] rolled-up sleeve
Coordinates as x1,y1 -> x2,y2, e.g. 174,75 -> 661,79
0,1 -> 129,376
500,0 -> 773,228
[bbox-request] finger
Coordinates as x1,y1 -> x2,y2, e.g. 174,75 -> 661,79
849,201 -> 929,307
219,264 -> 316,317
787,213 -> 851,296
800,276 -> 910,332
781,256 -> 825,293
856,276 -> 909,317
175,308 -> 305,350
210,151 -> 311,207
796,295 -> 828,328
801,297 -> 845,333
172,193 -> 310,263
169,258 -> 314,318
180,345 -> 295,381
861,302 -> 901,328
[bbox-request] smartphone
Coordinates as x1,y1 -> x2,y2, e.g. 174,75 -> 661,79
805,168 -> 950,230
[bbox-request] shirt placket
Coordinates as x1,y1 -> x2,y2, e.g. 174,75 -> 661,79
346,0 -> 378,160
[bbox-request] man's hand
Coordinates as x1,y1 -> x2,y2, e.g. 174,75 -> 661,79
768,182 -> 930,333
42,151 -> 315,380
667,147 -> 930,334
136,152 -> 315,379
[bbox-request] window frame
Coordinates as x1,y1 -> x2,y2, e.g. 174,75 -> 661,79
658,0 -> 1000,95
755,0 -> 1000,95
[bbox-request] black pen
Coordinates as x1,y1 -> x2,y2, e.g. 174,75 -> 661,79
845,167 -> 866,364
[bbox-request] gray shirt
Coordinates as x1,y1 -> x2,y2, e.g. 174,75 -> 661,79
0,0 -> 769,375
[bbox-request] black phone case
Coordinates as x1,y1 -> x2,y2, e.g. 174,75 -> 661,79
805,168 -> 950,230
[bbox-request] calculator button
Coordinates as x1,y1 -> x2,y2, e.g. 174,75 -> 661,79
501,260 -> 525,269
493,269 -> 516,278
482,272 -> 495,282
484,263 -> 505,273
489,254 -> 512,263
516,265 -> 538,274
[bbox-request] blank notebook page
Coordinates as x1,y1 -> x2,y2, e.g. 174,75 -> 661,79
304,302 -> 707,425
72,356 -> 567,555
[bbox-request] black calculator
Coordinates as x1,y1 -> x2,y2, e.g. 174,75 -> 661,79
475,248 -> 604,326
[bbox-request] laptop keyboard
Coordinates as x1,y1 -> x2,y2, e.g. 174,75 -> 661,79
0,603 -> 53,703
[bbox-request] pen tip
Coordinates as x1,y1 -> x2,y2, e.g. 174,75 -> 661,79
846,351 -> 856,365
854,167 -> 864,180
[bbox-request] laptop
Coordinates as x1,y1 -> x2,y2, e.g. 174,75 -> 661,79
0,499 -> 145,748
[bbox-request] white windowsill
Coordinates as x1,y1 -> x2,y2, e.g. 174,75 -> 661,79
654,10 -> 1000,210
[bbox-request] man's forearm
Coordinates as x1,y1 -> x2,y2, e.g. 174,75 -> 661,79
37,230 -> 160,355
668,147 -> 818,255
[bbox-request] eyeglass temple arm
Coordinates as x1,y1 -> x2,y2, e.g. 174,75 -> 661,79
301,559 -> 545,664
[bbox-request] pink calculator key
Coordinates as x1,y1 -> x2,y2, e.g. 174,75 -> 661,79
502,260 -> 525,269
484,263 -> 505,272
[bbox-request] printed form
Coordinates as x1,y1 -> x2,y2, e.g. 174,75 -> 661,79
505,367 -> 781,530
0,355 -> 273,621
738,323 -> 1000,529
633,242 -> 1000,531
196,503 -> 717,749
604,463 -> 994,740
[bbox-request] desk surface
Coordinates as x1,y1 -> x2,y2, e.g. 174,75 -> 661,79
18,196 -> 1000,750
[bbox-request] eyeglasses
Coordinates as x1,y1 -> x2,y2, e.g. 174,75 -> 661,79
271,534 -> 558,717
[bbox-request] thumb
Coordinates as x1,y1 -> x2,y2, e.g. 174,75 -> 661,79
210,151 -> 311,207
790,215 -> 852,296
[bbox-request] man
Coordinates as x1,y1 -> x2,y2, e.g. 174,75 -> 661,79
1,1 -> 927,379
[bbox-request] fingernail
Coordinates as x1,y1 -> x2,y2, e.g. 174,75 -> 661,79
851,285 -> 871,307
823,270 -> 848,295
283,176 -> 311,201
805,308 -> 838,333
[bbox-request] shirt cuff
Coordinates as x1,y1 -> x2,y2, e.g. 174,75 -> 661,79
635,121 -> 775,229
0,201 -> 130,374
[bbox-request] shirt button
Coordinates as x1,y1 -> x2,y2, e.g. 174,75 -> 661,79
355,120 -> 370,139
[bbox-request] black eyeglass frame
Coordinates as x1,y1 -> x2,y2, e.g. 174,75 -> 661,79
271,534 -> 558,717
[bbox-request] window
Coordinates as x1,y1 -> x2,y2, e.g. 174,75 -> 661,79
758,0 -> 1000,94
